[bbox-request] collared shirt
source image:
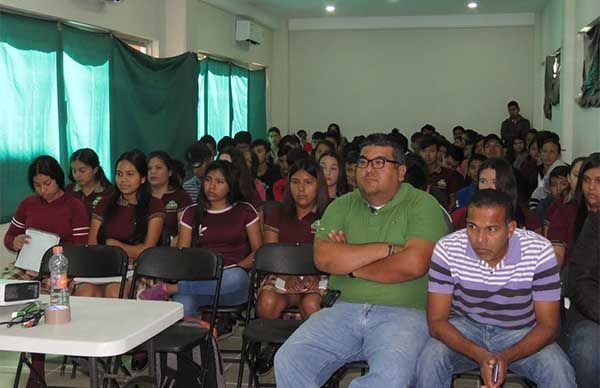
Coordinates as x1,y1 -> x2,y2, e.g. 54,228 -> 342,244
157,188 -> 192,238
428,229 -> 560,330
182,176 -> 202,204
315,183 -> 448,308
264,204 -> 321,244
65,182 -> 113,219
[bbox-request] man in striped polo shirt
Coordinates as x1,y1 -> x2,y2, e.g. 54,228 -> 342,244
416,189 -> 575,388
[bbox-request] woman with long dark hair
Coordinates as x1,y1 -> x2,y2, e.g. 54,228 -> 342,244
78,149 -> 165,298
547,153 -> 600,268
257,158 -> 330,320
147,151 -> 192,246
139,160 -> 262,317
218,146 -> 264,209
319,151 -> 348,199
451,157 -> 540,232
66,148 -> 112,218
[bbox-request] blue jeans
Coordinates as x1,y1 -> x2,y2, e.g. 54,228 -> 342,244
568,319 -> 600,388
416,316 -> 576,388
172,267 -> 249,316
274,301 -> 429,388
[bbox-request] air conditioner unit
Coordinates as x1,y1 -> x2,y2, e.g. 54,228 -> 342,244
236,20 -> 262,45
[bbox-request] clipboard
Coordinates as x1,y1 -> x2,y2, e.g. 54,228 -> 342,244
14,228 -> 60,272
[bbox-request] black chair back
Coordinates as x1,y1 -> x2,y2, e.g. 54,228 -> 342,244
39,244 -> 129,297
253,243 -> 319,276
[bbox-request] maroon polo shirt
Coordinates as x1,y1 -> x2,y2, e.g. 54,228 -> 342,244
158,188 -> 192,238
547,202 -> 578,262
65,183 -> 113,219
92,196 -> 165,243
180,202 -> 259,266
4,194 -> 89,251
264,205 -> 319,244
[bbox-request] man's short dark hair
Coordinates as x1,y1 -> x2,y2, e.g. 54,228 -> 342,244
507,101 -> 520,109
411,132 -> 425,143
445,144 -> 464,163
360,133 -> 405,165
297,129 -> 307,137
217,136 -> 235,153
199,134 -> 216,149
453,126 -> 465,134
186,141 -> 213,164
388,129 -> 409,154
421,124 -> 436,134
312,131 -> 325,141
280,134 -> 301,148
419,135 -> 439,151
234,131 -> 252,145
468,189 -> 515,223
268,126 -> 281,135
468,153 -> 487,167
483,134 -> 503,148
251,139 -> 270,152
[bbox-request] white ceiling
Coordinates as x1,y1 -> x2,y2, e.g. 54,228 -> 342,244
246,0 -> 549,19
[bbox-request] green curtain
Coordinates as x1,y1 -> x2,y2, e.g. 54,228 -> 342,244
110,39 -> 198,164
248,68 -> 267,141
198,58 -> 267,141
0,13 -> 60,222
62,26 -> 112,177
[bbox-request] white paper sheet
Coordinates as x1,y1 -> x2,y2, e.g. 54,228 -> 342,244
15,229 -> 60,272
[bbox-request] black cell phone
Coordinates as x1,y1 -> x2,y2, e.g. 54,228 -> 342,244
320,290 -> 341,308
492,363 -> 500,384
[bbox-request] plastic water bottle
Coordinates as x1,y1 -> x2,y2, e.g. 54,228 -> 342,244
46,246 -> 71,324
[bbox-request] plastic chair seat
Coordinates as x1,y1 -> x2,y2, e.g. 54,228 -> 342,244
152,324 -> 210,353
242,318 -> 304,344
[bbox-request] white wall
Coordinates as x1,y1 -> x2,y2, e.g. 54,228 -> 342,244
0,0 -> 168,54
288,26 -> 535,140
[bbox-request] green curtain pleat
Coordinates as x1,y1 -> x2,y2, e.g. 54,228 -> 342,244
206,59 -> 231,141
197,60 -> 208,138
248,68 -> 267,141
62,26 -> 112,177
231,65 -> 249,137
0,12 -> 60,222
110,38 -> 198,164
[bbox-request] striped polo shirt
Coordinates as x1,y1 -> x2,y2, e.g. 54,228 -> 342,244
428,228 -> 560,330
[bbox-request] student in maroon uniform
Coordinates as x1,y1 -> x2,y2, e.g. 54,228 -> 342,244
139,160 -> 263,317
319,151 -> 347,199
76,149 -> 165,299
419,135 -> 464,210
547,153 -> 600,268
257,158 -> 330,320
3,155 -> 89,388
218,146 -> 264,209
147,151 -> 192,246
65,148 -> 112,218
451,157 -> 541,233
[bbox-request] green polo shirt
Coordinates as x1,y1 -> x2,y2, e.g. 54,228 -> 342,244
315,183 -> 447,309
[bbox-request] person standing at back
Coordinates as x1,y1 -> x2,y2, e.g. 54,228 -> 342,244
501,101 -> 531,146
275,133 -> 447,388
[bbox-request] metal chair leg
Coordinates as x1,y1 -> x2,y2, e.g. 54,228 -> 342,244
236,338 -> 249,388
12,352 -> 25,388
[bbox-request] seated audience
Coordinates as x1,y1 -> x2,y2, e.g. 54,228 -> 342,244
511,135 -> 528,170
3,156 -> 89,388
183,140 -> 213,202
318,151 -> 347,199
500,100 -> 531,146
326,122 -> 341,136
147,151 -> 192,246
533,165 -> 569,227
242,148 -> 267,202
417,189 -> 575,388
421,123 -> 436,135
419,135 -> 464,210
452,158 -> 541,233
311,131 -> 325,150
455,154 -> 487,209
313,139 -> 335,161
443,144 -> 464,172
297,129 -> 313,152
483,134 -> 505,159
139,161 -> 262,318
252,139 -> 281,199
453,125 -> 466,149
66,148 -> 113,218
267,126 -> 282,163
547,153 -> 600,268
272,148 -> 309,202
275,134 -> 447,387
344,150 -> 359,191
199,134 -> 217,159
567,211 -> 600,388
79,150 -> 165,298
234,131 -> 252,152
218,146 -> 264,209
529,137 -> 566,209
257,158 -> 330,320
410,132 -> 425,153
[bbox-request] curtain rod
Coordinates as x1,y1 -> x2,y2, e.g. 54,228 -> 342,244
0,5 -> 152,44
197,51 -> 267,71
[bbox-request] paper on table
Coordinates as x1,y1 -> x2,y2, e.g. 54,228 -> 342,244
15,229 -> 60,271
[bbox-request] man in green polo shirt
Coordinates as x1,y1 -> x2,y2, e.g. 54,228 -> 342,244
275,133 -> 447,388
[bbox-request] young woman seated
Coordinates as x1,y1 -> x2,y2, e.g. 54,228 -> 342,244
319,151 -> 348,200
138,160 -> 262,317
256,158 -> 331,320
75,150 -> 165,299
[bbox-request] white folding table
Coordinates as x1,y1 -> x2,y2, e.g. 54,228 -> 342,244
0,296 -> 183,388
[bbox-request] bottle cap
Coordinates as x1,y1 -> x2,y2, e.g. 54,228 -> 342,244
52,246 -> 63,254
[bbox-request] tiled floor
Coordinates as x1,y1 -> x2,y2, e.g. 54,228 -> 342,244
0,326 -> 528,387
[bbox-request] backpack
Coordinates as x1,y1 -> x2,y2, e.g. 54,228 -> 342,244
156,317 -> 226,388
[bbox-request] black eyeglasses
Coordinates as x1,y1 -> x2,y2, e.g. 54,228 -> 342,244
357,157 -> 401,169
